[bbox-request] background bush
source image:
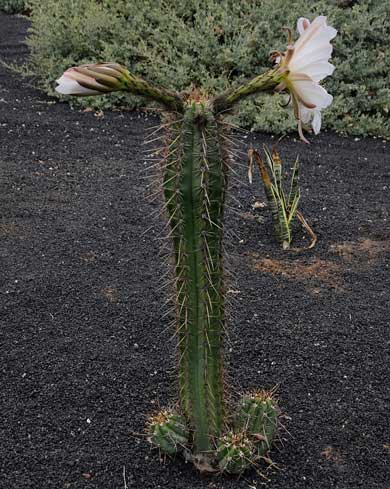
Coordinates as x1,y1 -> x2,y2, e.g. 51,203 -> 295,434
26,0 -> 390,137
0,0 -> 25,13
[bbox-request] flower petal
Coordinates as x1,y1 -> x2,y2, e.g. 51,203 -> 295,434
289,75 -> 333,108
288,16 -> 336,78
299,105 -> 312,124
311,109 -> 322,134
297,17 -> 310,35
299,105 -> 322,136
294,16 -> 337,54
55,74 -> 101,96
55,63 -> 130,96
289,44 -> 334,72
290,61 -> 335,82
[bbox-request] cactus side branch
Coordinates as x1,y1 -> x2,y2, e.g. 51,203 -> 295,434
212,68 -> 282,113
124,72 -> 184,113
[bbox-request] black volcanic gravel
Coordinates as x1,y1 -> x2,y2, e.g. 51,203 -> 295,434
0,12 -> 389,489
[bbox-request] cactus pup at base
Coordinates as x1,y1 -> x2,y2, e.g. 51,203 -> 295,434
216,432 -> 255,474
236,390 -> 278,457
147,410 -> 189,455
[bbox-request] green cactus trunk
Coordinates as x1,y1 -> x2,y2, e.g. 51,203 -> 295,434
162,102 -> 227,455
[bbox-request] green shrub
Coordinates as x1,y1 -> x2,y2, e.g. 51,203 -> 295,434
27,0 -> 390,137
0,0 -> 26,13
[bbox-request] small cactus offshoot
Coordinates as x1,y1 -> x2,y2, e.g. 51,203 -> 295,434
147,410 -> 189,455
249,147 -> 317,250
236,390 -> 278,457
216,432 -> 255,474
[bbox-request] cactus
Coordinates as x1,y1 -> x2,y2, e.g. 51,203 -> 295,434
216,432 -> 255,474
148,410 -> 189,455
236,391 -> 278,457
56,52 -> 286,474
54,15 -> 339,474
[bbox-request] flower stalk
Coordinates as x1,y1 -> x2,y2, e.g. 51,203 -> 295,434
212,68 -> 282,113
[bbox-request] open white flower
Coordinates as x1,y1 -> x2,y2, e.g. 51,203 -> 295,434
274,16 -> 337,142
55,63 -> 130,96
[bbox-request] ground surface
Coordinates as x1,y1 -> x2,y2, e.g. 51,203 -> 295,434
1,12 -> 389,489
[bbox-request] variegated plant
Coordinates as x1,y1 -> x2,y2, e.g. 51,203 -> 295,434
250,146 -> 317,250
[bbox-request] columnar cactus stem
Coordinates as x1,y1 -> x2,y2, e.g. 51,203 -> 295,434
163,102 -> 227,455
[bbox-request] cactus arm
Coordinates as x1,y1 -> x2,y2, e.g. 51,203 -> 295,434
212,68 -> 281,113
124,72 -> 184,112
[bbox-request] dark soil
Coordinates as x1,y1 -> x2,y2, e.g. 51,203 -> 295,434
1,12 -> 389,489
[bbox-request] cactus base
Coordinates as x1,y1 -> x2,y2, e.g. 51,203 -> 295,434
147,389 -> 279,474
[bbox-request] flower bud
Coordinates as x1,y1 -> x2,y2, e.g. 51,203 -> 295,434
55,63 -> 131,96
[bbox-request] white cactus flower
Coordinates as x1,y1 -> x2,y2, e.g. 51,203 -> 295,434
56,68 -> 102,96
275,16 -> 337,142
55,63 -> 130,97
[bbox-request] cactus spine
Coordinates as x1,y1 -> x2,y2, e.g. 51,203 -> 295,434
163,102 -> 227,455
216,432 -> 254,474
